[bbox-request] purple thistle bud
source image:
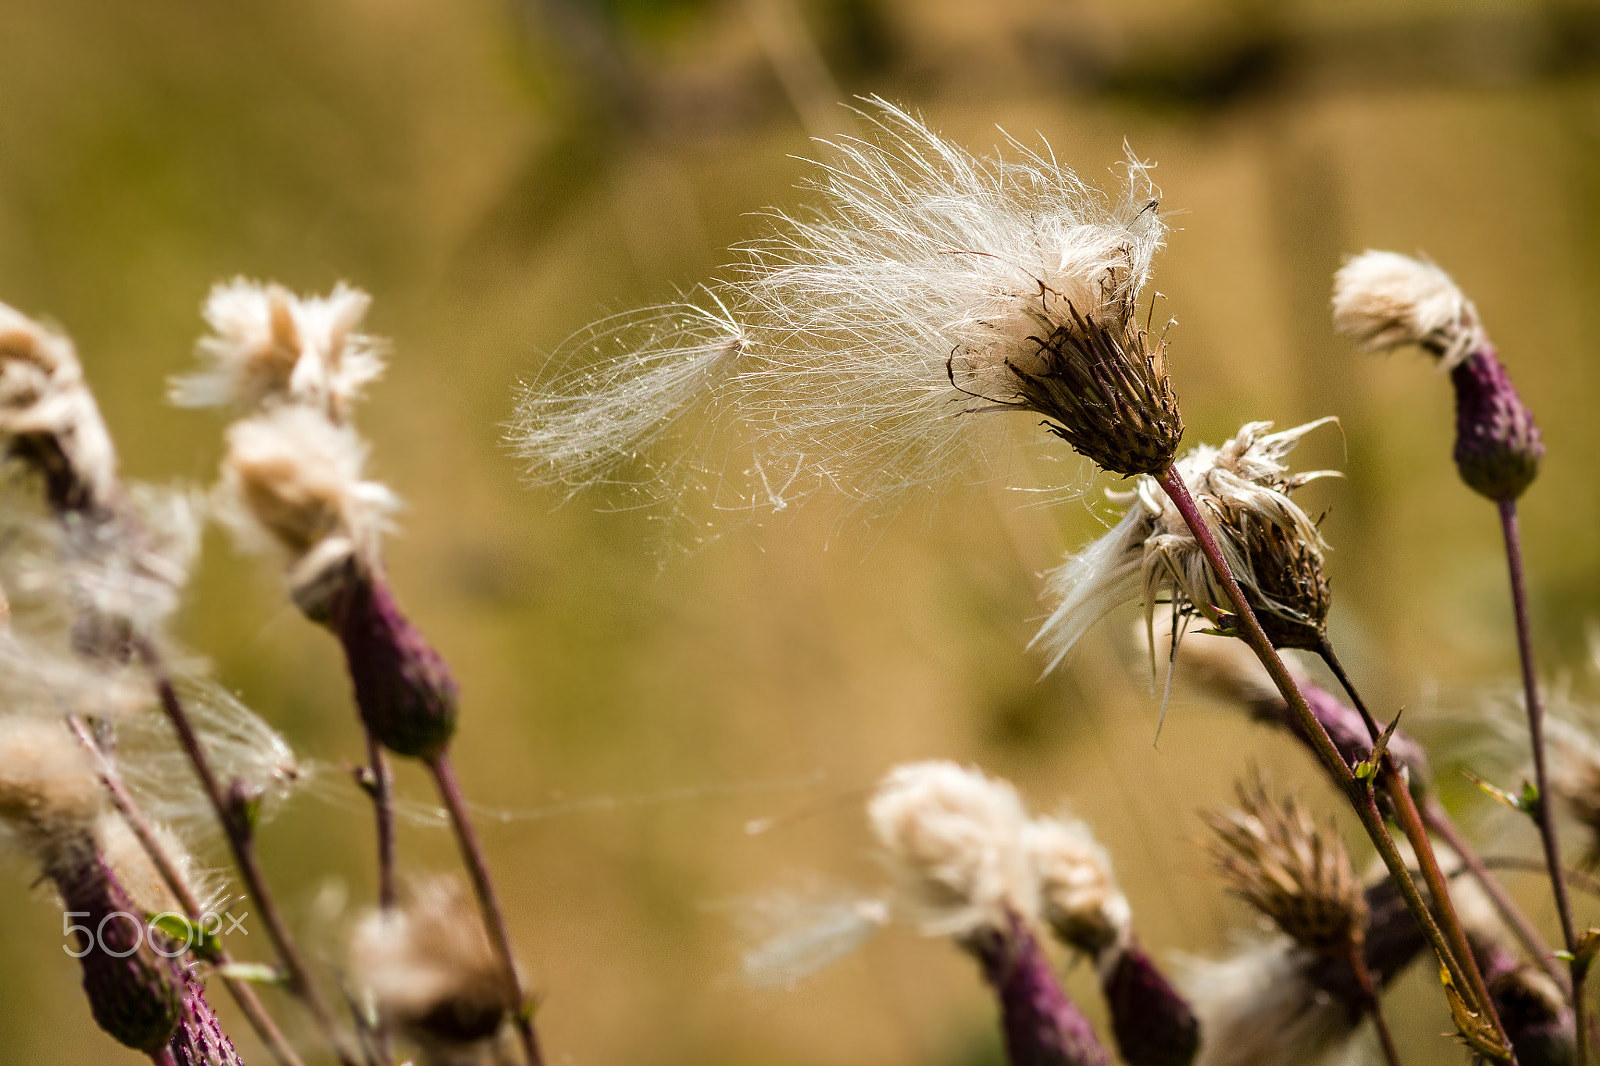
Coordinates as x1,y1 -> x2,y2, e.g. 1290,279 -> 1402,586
1474,935 -> 1576,1066
1450,348 -> 1543,502
322,565 -> 458,761
168,974 -> 246,1066
50,847 -> 183,1054
965,917 -> 1112,1066
1100,940 -> 1199,1066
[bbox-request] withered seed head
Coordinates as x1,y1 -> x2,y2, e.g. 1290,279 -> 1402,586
1204,772 -> 1366,958
1215,504 -> 1331,650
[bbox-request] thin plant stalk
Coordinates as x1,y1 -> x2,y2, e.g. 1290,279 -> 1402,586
1483,856 -> 1600,900
1499,498 -> 1588,1065
134,637 -> 363,1066
427,752 -> 545,1066
1348,944 -> 1404,1066
1316,639 -> 1511,1036
1424,797 -> 1564,985
360,729 -> 397,1062
65,715 -> 308,1066
1154,468 -> 1513,1052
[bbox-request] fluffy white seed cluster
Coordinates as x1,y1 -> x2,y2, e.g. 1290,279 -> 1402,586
1331,251 -> 1486,369
349,876 -> 515,1056
0,303 -> 118,509
1032,418 -> 1338,673
1180,938 -> 1355,1066
867,761 -> 1129,951
0,715 -> 105,865
179,280 -> 398,605
515,99 -> 1168,525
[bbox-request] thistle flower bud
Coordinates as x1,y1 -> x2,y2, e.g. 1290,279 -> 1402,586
966,916 -> 1113,1066
1204,774 -> 1366,959
867,761 -> 1036,937
0,303 -> 118,515
169,974 -> 246,1066
350,876 -> 518,1056
177,278 -> 385,420
1474,936 -> 1576,1066
1100,942 -> 1200,1066
1332,250 -> 1542,501
1035,419 -> 1337,671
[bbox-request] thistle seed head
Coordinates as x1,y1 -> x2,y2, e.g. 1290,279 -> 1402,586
1332,251 -> 1486,368
178,278 -> 385,420
0,715 -> 106,867
218,404 -> 397,612
350,876 -> 517,1053
1024,814 -> 1130,960
867,760 -> 1036,937
0,303 -> 118,514
1179,938 -> 1357,1066
1204,772 -> 1366,959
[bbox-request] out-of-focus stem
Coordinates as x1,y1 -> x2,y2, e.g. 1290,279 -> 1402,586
1499,498 -> 1587,1065
1317,640 -> 1509,1037
1424,798 -> 1563,984
1154,469 -> 1511,1051
362,730 -> 398,911
427,752 -> 544,1066
1348,943 -> 1404,1066
135,638 -> 361,1066
66,715 -> 306,1066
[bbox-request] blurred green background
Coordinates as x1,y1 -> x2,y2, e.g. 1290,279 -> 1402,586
2,0 -> 1599,1062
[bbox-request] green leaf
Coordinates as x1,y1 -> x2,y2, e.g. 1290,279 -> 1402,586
1463,769 -> 1538,816
214,962 -> 286,986
147,913 -> 220,959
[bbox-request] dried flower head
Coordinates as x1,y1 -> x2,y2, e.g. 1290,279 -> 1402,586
515,99 -> 1181,533
350,876 -> 517,1056
176,278 -> 385,420
1025,814 -> 1130,959
218,404 -> 398,612
0,714 -> 105,864
1180,938 -> 1356,1066
1204,773 -> 1366,959
0,303 -> 118,513
1034,418 -> 1337,672
867,760 -> 1035,937
1332,251 -> 1486,369
1333,250 -> 1540,500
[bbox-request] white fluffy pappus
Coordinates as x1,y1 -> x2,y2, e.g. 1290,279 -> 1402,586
1025,813 -> 1130,961
218,404 -> 398,602
1331,251 -> 1486,370
0,302 -> 118,508
1032,418 -> 1339,674
1179,937 -> 1362,1066
175,278 -> 386,420
867,760 -> 1036,937
514,99 -> 1170,528
349,875 -> 516,1058
0,714 -> 106,865
733,882 -> 892,989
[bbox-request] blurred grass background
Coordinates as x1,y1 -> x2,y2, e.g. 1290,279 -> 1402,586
1,0 -> 1599,1062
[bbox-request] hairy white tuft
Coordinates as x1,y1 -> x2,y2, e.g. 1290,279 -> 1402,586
1331,251 -> 1485,369
867,760 -> 1036,936
1181,937 -> 1358,1066
1032,418 -> 1338,671
350,876 -> 514,1053
734,884 -> 891,989
95,813 -> 225,919
0,302 -> 118,506
176,279 -> 386,420
0,715 -> 105,865
1025,813 -> 1130,961
218,405 -> 398,601
514,99 -> 1167,528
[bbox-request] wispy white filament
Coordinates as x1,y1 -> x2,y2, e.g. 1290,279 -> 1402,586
514,99 -> 1167,529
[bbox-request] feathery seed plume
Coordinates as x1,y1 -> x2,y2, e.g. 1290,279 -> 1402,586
1332,250 -> 1541,500
1034,418 -> 1337,672
0,303 -> 117,514
177,278 -> 385,420
867,760 -> 1036,936
515,99 -> 1181,532
350,876 -> 517,1060
1204,773 -> 1366,959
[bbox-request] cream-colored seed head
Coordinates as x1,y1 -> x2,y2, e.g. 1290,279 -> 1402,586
350,877 -> 514,1054
0,303 -> 117,506
178,279 -> 385,420
1182,938 -> 1355,1066
867,760 -> 1036,936
1332,250 -> 1485,369
1025,814 -> 1130,960
0,716 -> 105,864
219,405 -> 397,598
